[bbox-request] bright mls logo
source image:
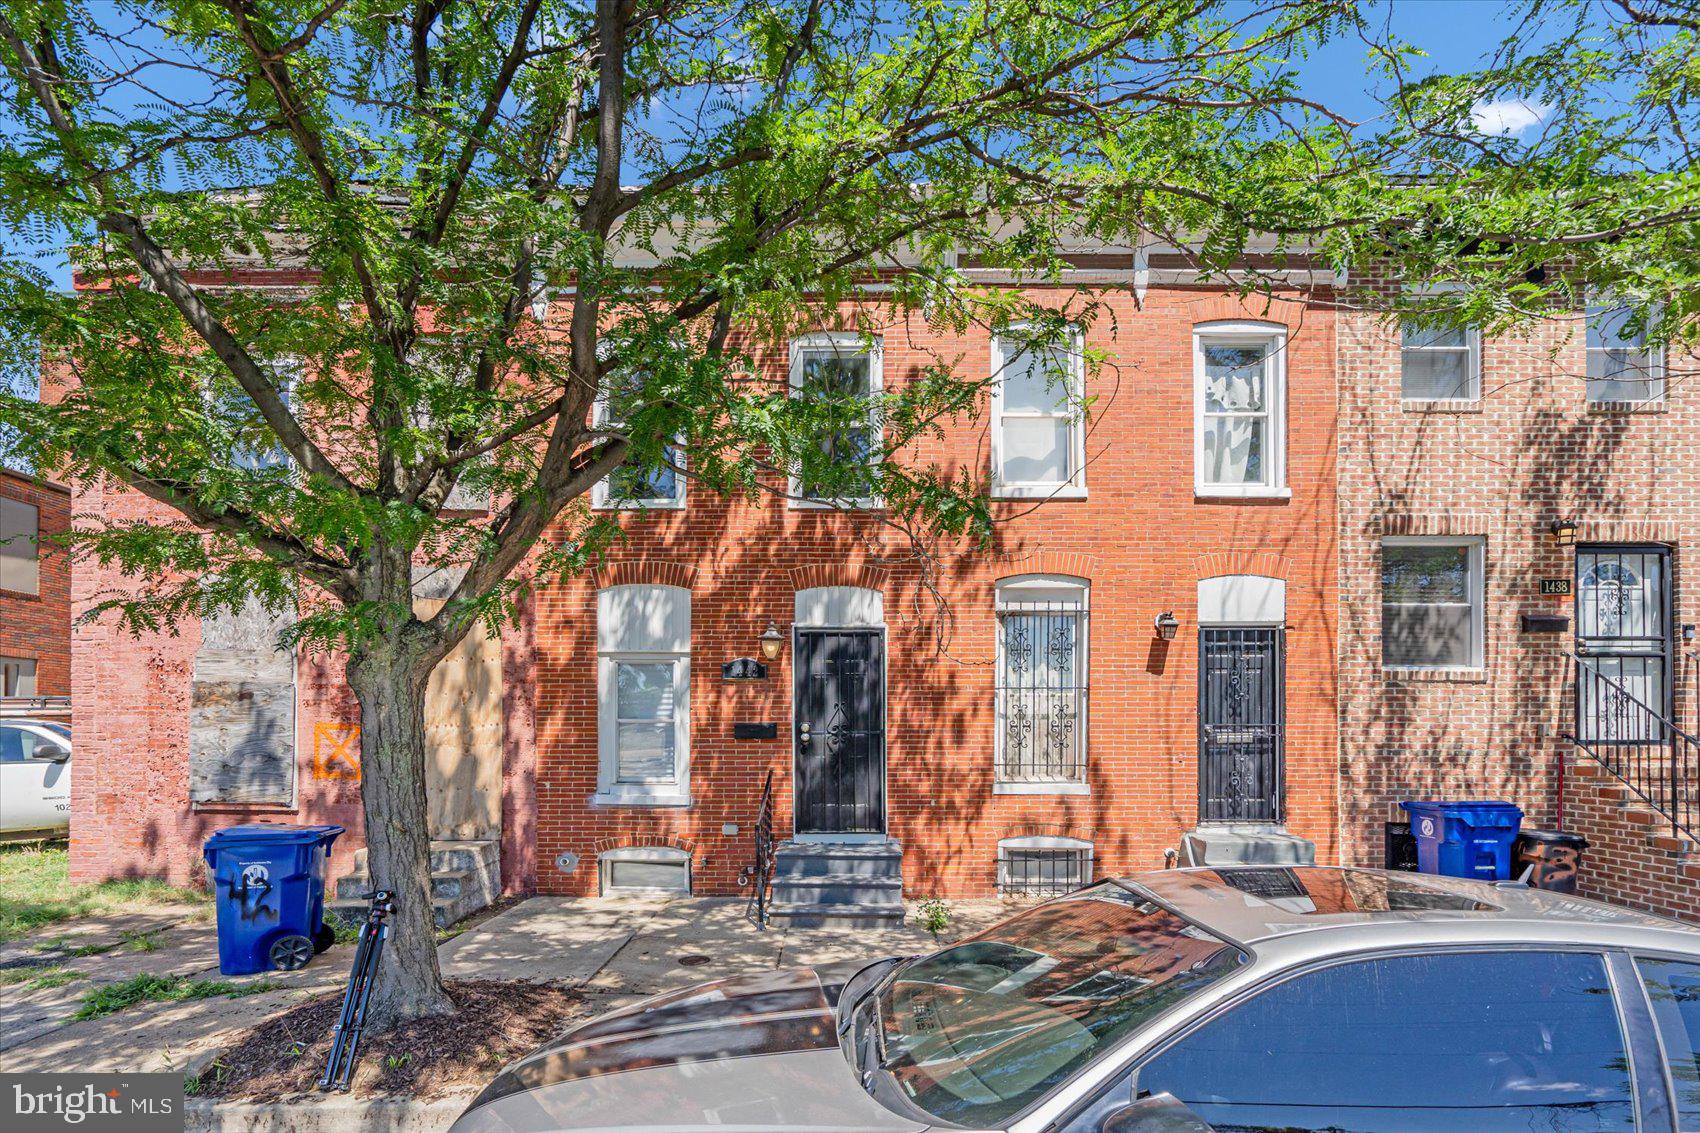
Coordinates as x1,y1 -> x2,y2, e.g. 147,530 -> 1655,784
4,1073 -> 182,1132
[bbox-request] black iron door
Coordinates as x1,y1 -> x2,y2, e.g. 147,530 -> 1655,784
794,630 -> 885,834
1199,627 -> 1285,823
1576,545 -> 1672,741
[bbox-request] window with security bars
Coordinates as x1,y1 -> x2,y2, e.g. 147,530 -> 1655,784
997,839 -> 1093,897
995,577 -> 1088,787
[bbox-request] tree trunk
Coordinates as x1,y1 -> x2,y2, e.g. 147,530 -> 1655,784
345,641 -> 455,1028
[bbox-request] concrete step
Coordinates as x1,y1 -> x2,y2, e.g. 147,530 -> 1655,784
768,902 -> 905,929
1180,826 -> 1317,867
771,875 -> 905,910
325,895 -> 464,932
334,868 -> 477,903
773,841 -> 903,881
352,839 -> 497,877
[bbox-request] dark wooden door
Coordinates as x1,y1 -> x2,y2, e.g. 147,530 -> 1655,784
794,630 -> 885,834
1199,627 -> 1285,823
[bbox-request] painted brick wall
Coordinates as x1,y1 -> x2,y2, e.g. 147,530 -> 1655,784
1337,266 -> 1700,913
0,468 -> 72,700
528,286 -> 1340,898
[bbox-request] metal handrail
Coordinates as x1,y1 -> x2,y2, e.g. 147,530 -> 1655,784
737,770 -> 776,929
0,695 -> 71,717
1567,654 -> 1700,842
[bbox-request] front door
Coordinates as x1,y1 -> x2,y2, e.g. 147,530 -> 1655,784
1576,544 -> 1671,740
794,630 -> 885,835
1199,627 -> 1285,823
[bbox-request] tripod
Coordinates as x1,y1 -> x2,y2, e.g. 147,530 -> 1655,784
318,890 -> 394,1092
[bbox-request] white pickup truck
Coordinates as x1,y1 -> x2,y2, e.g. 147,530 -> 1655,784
0,719 -> 72,838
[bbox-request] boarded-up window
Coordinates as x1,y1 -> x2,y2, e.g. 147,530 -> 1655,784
0,497 -> 39,595
190,596 -> 297,805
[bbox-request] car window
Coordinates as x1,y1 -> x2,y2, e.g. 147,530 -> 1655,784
1136,950 -> 1635,1132
0,725 -> 26,762
1639,957 -> 1700,1129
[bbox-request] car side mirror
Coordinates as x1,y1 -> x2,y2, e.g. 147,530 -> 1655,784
1101,1093 -> 1217,1133
34,746 -> 70,764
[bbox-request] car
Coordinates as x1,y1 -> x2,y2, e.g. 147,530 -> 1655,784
0,718 -> 72,838
448,865 -> 1700,1133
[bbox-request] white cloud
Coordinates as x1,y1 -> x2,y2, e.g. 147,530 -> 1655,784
1469,97 -> 1553,138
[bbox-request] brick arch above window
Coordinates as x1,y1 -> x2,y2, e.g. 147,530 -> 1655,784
593,559 -> 698,591
1193,551 -> 1290,581
985,549 -> 1102,582
1186,294 -> 1306,328
787,563 -> 889,592
593,833 -> 696,856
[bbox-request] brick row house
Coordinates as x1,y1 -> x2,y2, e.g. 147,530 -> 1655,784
0,465 -> 71,703
55,242 -> 1699,922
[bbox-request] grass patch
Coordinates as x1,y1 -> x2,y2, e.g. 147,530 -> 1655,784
0,842 -> 209,944
74,974 -> 281,1021
0,964 -> 84,990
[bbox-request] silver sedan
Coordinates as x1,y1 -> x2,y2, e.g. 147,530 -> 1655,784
450,866 -> 1700,1133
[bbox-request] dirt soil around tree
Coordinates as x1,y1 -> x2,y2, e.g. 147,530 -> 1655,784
195,979 -> 585,1101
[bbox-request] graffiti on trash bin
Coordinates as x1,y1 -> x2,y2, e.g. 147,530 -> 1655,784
234,861 -> 277,923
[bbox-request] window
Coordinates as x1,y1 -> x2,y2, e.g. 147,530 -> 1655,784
1193,325 -> 1287,497
1401,320 -> 1480,400
599,846 -> 692,895
596,584 -> 691,805
1638,957 -> 1700,1128
1586,300 -> 1664,403
997,836 -> 1092,896
0,656 -> 36,697
1382,537 -> 1484,670
592,370 -> 685,509
788,333 -> 882,506
0,498 -> 39,594
0,723 -> 65,762
1137,950 -> 1635,1133
991,327 -> 1085,497
995,576 -> 1088,792
212,360 -> 298,472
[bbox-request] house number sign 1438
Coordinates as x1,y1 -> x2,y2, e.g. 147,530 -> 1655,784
1539,579 -> 1573,596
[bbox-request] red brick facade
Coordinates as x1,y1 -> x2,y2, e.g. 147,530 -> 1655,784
60,282 -> 1342,898
0,467 -> 71,700
1336,267 -> 1700,917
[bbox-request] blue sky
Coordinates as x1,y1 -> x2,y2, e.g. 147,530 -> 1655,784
3,0 -> 1535,297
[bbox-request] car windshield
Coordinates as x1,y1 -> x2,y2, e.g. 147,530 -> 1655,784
875,882 -> 1245,1127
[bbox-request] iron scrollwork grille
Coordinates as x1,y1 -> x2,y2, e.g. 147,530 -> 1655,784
998,847 -> 1093,897
996,601 -> 1087,785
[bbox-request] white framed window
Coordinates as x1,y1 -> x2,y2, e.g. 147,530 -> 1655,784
788,332 -> 882,507
1381,537 -> 1485,671
1400,321 -> 1480,401
1585,298 -> 1665,404
994,575 -> 1089,793
595,584 -> 691,805
997,836 -> 1094,896
592,370 -> 685,510
598,846 -> 692,894
0,656 -> 36,697
0,497 -> 40,595
211,358 -> 299,473
991,326 -> 1086,498
1193,324 -> 1288,498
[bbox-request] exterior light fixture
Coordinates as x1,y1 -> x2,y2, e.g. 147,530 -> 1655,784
1154,612 -> 1180,641
758,622 -> 786,661
1549,517 -> 1579,548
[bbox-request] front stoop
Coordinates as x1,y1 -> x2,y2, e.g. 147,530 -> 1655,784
327,839 -> 500,930
768,840 -> 905,928
1179,825 -> 1318,867
186,1090 -> 477,1133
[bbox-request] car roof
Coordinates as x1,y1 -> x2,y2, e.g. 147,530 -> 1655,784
1120,865 -> 1690,949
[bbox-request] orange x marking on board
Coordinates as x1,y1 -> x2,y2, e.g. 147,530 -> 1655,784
313,722 -> 361,781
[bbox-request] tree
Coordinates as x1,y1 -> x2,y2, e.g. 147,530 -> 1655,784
0,0 -> 1690,1028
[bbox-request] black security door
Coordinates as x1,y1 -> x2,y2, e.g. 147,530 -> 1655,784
794,630 -> 885,834
1576,545 -> 1672,741
1199,627 -> 1285,823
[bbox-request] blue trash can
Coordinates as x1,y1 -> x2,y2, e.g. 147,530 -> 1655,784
203,823 -> 343,975
1399,801 -> 1523,881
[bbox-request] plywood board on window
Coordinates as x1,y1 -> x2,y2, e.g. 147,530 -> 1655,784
189,596 -> 296,806
416,598 -> 504,840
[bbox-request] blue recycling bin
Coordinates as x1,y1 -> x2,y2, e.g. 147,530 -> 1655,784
1399,801 -> 1523,881
203,823 -> 343,975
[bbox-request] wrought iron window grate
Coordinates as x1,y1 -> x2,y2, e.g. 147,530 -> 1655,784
996,602 -> 1087,785
998,848 -> 1092,897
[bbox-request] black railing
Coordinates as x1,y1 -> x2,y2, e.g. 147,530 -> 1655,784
1569,655 -> 1700,842
998,848 -> 1092,897
737,770 -> 776,929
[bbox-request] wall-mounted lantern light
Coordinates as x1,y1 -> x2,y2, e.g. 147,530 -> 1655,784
758,622 -> 786,661
1549,517 -> 1579,548
1154,612 -> 1180,641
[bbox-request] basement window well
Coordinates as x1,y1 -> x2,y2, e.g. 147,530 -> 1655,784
598,846 -> 692,895
997,836 -> 1093,897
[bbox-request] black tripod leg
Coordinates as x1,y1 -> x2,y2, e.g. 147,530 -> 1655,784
318,923 -> 374,1090
335,923 -> 387,1091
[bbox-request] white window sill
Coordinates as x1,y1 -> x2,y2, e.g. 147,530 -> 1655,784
1382,666 -> 1488,684
991,483 -> 1088,500
993,781 -> 1090,796
1194,485 -> 1292,501
1586,399 -> 1668,415
1401,398 -> 1482,413
592,498 -> 687,512
590,790 -> 694,808
788,498 -> 884,511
